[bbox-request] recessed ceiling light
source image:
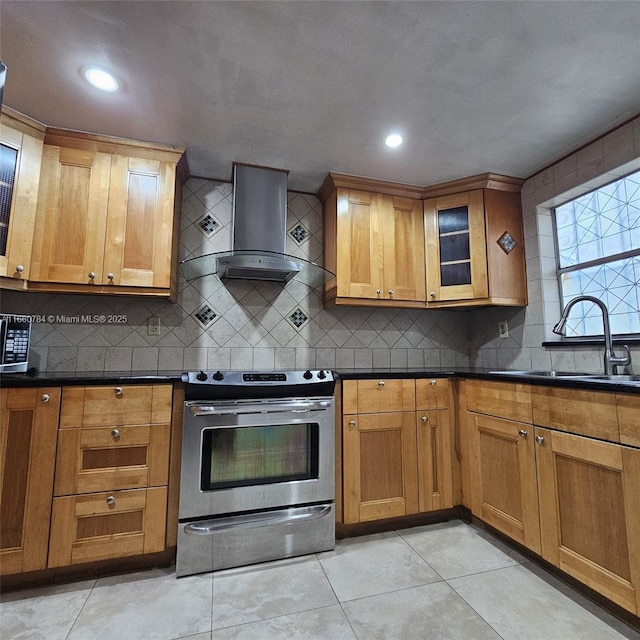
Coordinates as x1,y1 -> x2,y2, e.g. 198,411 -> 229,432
84,67 -> 119,92
385,133 -> 403,148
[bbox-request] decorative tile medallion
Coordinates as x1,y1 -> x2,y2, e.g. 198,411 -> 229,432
497,231 -> 517,254
198,214 -> 219,238
287,307 -> 309,330
192,304 -> 218,329
288,222 -> 310,245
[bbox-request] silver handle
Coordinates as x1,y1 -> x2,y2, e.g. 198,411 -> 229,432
388,289 -> 394,295
106,496 -> 115,506
422,415 -> 428,423
430,379 -> 437,386
111,429 -> 120,439
378,381 -> 385,387
376,289 -> 382,295
107,273 -> 114,281
349,420 -> 356,429
88,271 -> 96,279
184,505 -> 332,535
16,265 -> 24,273
519,429 -> 528,437
41,394 -> 50,403
535,435 -> 545,444
430,292 -> 436,299
114,387 -> 123,396
188,398 -> 332,417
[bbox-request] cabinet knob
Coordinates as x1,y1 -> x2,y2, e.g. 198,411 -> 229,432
376,289 -> 383,295
41,394 -> 50,403
430,379 -> 437,386
16,265 -> 24,273
348,420 -> 356,429
519,429 -> 528,437
388,289 -> 394,295
422,415 -> 428,423
535,435 -> 545,444
88,271 -> 96,279
106,495 -> 116,506
114,387 -> 123,396
378,381 -> 385,387
107,273 -> 115,281
111,429 -> 120,439
430,292 -> 436,299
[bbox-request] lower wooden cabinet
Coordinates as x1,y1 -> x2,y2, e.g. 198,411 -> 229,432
536,427 -> 640,614
48,487 -> 167,567
0,387 -> 61,575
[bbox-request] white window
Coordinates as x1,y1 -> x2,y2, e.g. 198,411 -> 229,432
552,169 -> 640,337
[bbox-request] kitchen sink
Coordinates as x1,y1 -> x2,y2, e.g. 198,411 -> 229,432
488,370 -> 590,378
574,374 -> 640,384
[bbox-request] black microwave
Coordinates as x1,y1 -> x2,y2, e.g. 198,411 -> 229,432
0,314 -> 31,372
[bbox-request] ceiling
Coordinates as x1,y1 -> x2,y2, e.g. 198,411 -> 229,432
2,1 -> 640,193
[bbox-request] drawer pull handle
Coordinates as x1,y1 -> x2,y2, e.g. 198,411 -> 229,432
107,273 -> 115,281
111,429 -> 120,439
378,381 -> 385,388
376,289 -> 382,295
106,496 -> 116,506
422,415 -> 428,423
349,420 -> 356,429
535,435 -> 545,444
430,379 -> 437,386
88,271 -> 96,279
519,429 -> 528,437
114,387 -> 123,396
16,265 -> 24,273
41,394 -> 50,403
388,289 -> 394,296
430,292 -> 436,299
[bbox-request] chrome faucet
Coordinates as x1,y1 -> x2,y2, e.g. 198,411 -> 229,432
553,295 -> 631,375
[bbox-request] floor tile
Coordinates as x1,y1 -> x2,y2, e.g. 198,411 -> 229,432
66,568 -> 213,640
211,604 -> 356,639
449,564 -> 640,640
342,582 -> 501,640
0,579 -> 95,640
212,555 -> 337,630
319,530 -> 441,602
399,519 -> 524,579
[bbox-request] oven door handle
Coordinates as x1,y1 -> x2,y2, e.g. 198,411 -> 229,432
188,399 -> 332,416
183,505 -> 332,535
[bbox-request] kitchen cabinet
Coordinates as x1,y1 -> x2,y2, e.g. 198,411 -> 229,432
423,176 -> 527,307
465,379 -> 541,553
29,128 -> 185,299
0,108 -> 45,289
48,384 -> 172,567
535,427 -> 640,614
342,379 -> 419,523
0,387 -> 60,575
319,174 -> 426,308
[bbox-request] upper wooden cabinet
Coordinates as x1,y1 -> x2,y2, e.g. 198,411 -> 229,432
29,128 -> 186,299
423,176 -> 527,307
320,174 -> 426,308
0,108 -> 45,289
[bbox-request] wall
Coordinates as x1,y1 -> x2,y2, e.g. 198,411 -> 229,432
469,115 -> 640,373
1,179 -> 471,373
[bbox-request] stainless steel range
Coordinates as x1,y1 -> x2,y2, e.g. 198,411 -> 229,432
176,369 -> 336,577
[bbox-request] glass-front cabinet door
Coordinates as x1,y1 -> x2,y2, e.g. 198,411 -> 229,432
424,190 -> 488,303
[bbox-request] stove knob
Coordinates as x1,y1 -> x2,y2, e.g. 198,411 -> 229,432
318,370 -> 327,379
196,371 -> 208,381
212,371 -> 224,381
303,370 -> 313,380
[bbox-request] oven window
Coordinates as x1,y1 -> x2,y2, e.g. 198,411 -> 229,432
201,422 -> 319,491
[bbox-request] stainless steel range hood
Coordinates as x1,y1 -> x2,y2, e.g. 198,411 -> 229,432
180,163 -> 334,287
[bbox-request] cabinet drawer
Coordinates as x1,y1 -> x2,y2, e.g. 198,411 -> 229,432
531,386 -> 619,442
343,379 -> 415,414
416,378 -> 450,410
617,394 -> 640,448
465,379 -> 532,423
54,423 -> 170,496
48,487 -> 167,567
60,384 -> 172,428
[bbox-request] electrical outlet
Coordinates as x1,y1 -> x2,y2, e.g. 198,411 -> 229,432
498,320 -> 509,339
147,316 -> 161,336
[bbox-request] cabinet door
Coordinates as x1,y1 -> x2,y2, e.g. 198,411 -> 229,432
536,428 -> 640,614
342,378 -> 415,415
468,412 -> 541,553
0,387 -> 60,574
417,408 -> 453,512
48,486 -> 167,567
335,188 -> 385,299
31,145 -> 111,284
0,119 -> 44,281
104,155 -> 175,288
424,190 -> 488,303
343,411 -> 418,523
381,195 -> 425,302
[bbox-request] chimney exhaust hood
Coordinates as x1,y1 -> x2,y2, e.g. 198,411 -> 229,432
180,163 -> 334,287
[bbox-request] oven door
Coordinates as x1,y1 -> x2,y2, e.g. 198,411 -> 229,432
179,397 -> 335,521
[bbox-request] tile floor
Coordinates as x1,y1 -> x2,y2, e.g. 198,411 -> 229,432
1,520 -> 639,640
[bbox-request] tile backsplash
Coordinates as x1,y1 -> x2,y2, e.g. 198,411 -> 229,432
1,179 -> 471,373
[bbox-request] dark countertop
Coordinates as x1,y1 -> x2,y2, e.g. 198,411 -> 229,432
1,367 -> 639,393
